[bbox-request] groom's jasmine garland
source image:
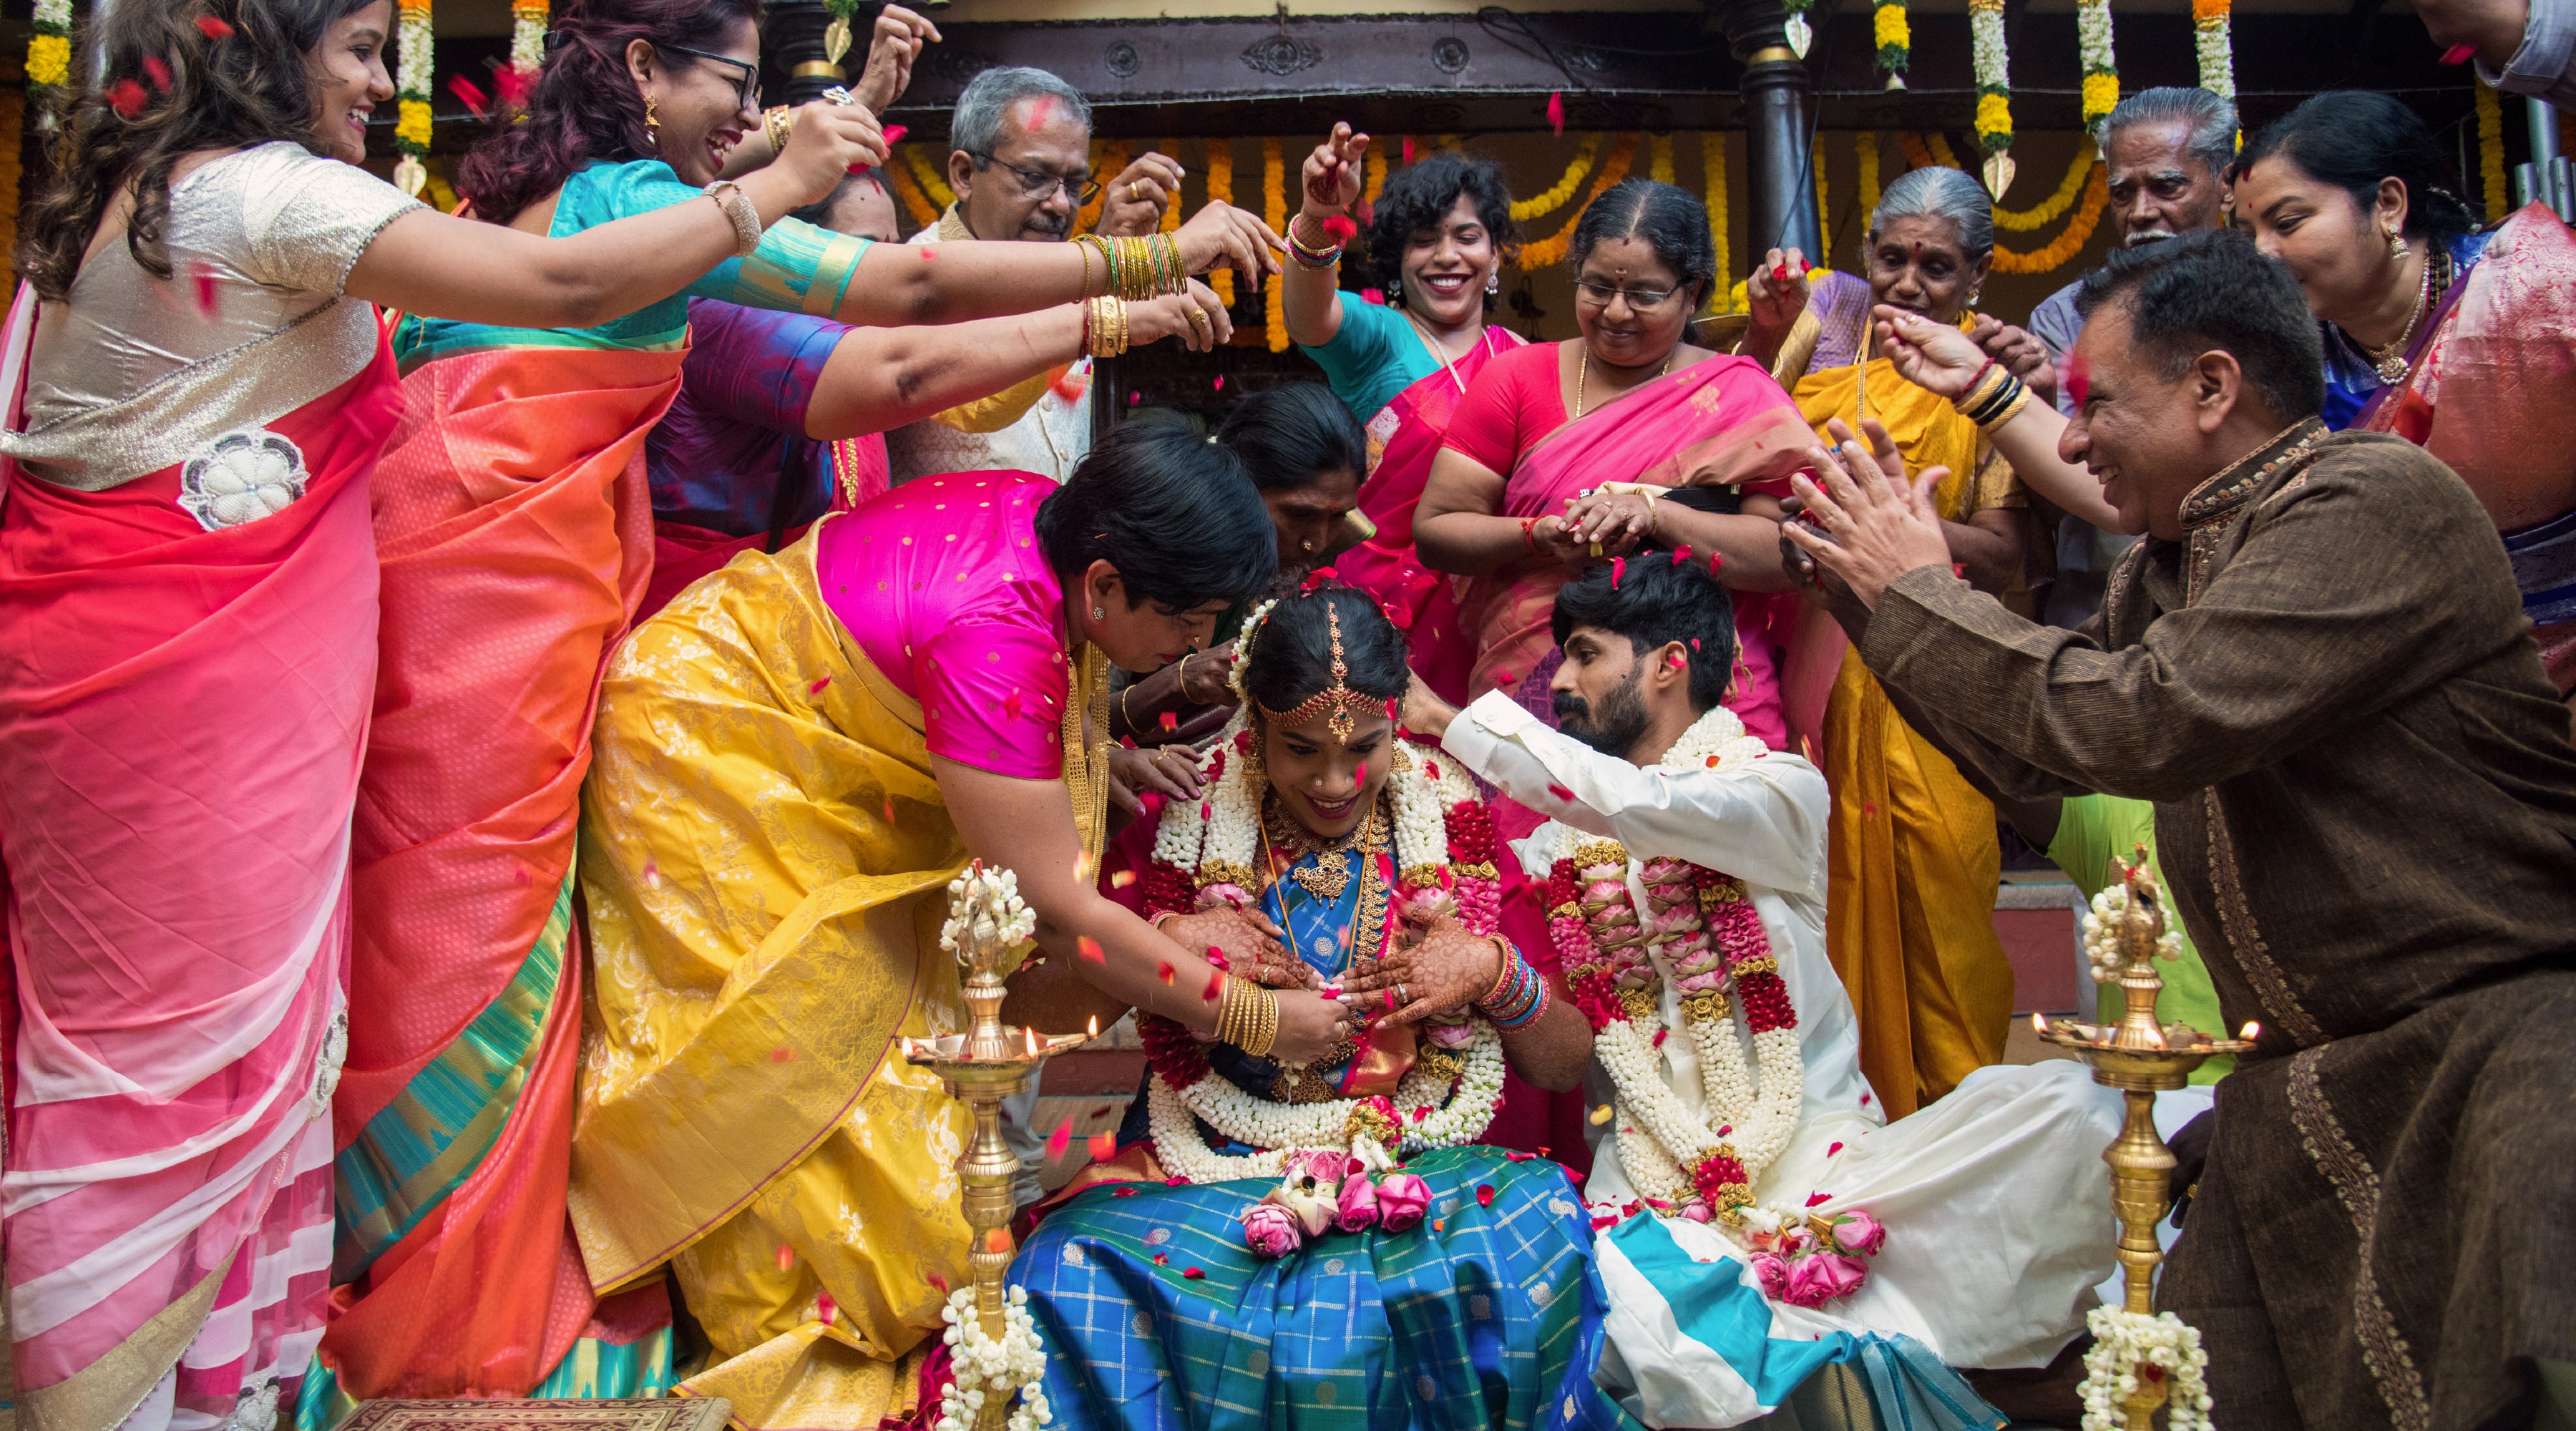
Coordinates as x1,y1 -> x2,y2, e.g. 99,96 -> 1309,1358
1553,705 -> 1886,1301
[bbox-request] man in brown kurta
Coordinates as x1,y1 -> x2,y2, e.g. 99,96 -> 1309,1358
1785,230 -> 2576,1430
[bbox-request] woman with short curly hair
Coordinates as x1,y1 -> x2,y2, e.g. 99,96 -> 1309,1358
1282,130 -> 1526,704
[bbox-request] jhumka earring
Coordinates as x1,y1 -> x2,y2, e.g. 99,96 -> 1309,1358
643,94 -> 660,147
2386,223 -> 2409,258
1485,268 -> 1501,294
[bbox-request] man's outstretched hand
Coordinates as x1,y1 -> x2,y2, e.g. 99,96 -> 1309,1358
1780,418 -> 1953,611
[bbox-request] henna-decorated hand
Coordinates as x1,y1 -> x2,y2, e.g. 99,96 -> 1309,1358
1158,907 -> 1313,989
1342,914 -> 1503,1027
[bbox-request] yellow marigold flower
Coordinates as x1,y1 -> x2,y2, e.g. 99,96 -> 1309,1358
396,99 -> 434,150
27,34 -> 71,88
1873,3 -> 1911,49
1976,93 -> 2013,138
2082,73 -> 2120,121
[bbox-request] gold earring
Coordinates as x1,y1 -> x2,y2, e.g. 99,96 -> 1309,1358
1966,288 -> 1983,307
2386,223 -> 2408,258
644,94 -> 660,147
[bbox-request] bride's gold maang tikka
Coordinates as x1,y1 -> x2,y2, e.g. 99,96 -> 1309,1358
1253,602 -> 1377,742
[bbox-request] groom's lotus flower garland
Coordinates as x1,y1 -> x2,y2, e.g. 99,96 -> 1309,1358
1557,705 -> 1885,1305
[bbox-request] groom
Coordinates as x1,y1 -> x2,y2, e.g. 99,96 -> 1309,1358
1404,558 -> 2117,1429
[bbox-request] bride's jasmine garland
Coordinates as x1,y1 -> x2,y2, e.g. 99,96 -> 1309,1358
1553,706 -> 1885,1301
1133,599 -> 1511,1218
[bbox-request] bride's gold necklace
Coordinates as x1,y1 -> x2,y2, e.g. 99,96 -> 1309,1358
1262,794 -> 1376,902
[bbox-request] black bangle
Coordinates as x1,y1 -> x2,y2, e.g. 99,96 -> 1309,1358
1963,371 -> 2024,427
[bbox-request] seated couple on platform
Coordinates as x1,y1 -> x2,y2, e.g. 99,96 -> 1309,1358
1014,566 -> 2124,1431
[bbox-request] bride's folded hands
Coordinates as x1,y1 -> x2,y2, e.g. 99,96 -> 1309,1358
1340,912 -> 1502,1027
1156,905 -> 1319,990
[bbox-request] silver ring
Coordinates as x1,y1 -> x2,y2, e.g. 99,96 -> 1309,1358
1395,982 -> 1409,1005
820,84 -> 856,107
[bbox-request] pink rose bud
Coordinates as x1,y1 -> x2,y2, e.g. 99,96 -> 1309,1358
1835,1210 -> 1886,1255
1335,1172 -> 1382,1232
1376,1173 -> 1431,1232
1782,1254 -> 1840,1308
1749,1252 -> 1792,1301
1240,1202 -> 1305,1259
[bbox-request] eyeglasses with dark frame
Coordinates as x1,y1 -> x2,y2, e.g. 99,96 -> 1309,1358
969,151 -> 1103,205
658,42 -> 761,111
1573,278 -> 1682,311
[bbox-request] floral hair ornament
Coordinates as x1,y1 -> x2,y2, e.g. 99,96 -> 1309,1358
1254,601 -> 1375,742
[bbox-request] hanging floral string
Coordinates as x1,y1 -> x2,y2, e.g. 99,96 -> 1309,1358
1992,139 -> 2094,230
1516,132 -> 1639,268
2477,79 -> 2509,220
1706,133 -> 1740,314
1509,134 -> 1604,223
1206,138 -> 1235,306
902,143 -> 956,209
27,0 -> 72,114
2192,0 -> 2235,103
1970,0 -> 2014,200
1263,136 -> 1288,351
1856,131 -> 1882,225
1812,137 -> 1831,264
1160,137 -> 1184,234
1074,140 -> 1128,233
887,147 -> 942,228
393,0 -> 434,197
2078,0 -> 2119,137
1874,0 -> 1910,82
1649,132 -> 1675,186
1925,131 -> 1964,170
1989,164 -> 2108,273
1362,141 -> 1387,210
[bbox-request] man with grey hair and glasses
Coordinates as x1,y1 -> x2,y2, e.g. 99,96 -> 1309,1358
888,66 -> 1186,484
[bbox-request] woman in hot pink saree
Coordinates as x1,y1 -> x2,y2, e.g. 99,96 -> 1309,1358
1415,180 -> 1815,751
0,1 -> 874,1422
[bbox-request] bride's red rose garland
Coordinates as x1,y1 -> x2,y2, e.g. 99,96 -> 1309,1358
1128,599 -> 1510,1251
1552,705 -> 1886,1304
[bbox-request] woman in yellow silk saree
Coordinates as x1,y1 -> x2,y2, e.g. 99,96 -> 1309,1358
1744,166 -> 2035,1119
572,426 -> 1355,1430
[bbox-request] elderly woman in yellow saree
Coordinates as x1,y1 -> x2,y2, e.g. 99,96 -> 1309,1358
569,426 -> 1352,1430
1740,165 -> 2036,1120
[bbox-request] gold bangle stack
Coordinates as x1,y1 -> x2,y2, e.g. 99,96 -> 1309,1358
1214,974 -> 1279,1058
1076,233 -> 1188,301
762,104 -> 793,155
1085,295 -> 1130,358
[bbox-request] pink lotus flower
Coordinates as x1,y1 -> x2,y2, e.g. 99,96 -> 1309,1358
1749,1252 -> 1792,1300
1376,1173 -> 1430,1232
1834,1210 -> 1885,1256
1335,1173 -> 1382,1232
1241,1202 -> 1304,1259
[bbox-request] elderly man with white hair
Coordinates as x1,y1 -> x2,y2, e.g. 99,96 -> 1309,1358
887,67 -> 1186,484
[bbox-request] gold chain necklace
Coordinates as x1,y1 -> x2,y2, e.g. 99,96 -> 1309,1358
1263,795 -> 1374,902
1575,345 -> 1676,419
2352,249 -> 2447,385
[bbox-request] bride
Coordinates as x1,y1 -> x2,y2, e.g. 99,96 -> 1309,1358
1004,583 -> 1634,1428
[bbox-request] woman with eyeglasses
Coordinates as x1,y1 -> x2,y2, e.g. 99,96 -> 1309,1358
1739,164 -> 2034,1124
316,0 -> 1279,1418
1410,180 -> 1819,753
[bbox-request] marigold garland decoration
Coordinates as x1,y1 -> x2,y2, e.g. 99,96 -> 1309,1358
1970,0 -> 2011,169
28,0 -> 72,105
393,0 -> 434,197
1649,132 -> 1675,186
2077,0 -> 2119,135
1362,142 -> 1387,209
1926,131 -> 1964,170
1161,137 -> 1184,234
1075,140 -> 1129,234
1813,137 -> 1831,263
2192,0 -> 2235,102
1705,133 -> 1739,314
1992,138 -> 2094,230
1263,136 -> 1289,351
1874,0 -> 1910,78
887,150 -> 942,229
1511,134 -> 1603,222
1857,131 -> 1883,223
2477,79 -> 2508,221
0,89 -> 22,260
1207,138 -> 1235,306
1990,162 -> 2108,273
510,0 -> 547,80
1516,132 -> 1639,268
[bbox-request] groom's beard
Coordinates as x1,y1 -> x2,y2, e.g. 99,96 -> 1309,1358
1554,669 -> 1652,758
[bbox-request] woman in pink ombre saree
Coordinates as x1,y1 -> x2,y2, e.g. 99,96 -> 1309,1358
1415,180 -> 1815,751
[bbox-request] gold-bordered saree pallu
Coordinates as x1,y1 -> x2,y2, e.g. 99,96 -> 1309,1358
571,522 -> 990,1431
311,342 -> 683,1414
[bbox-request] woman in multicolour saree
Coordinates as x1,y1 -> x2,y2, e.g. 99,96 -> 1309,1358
0,0 -> 874,1425
571,429 -> 1348,1429
318,0 -> 1278,1418
1282,132 -> 1528,703
2234,90 -> 2576,708
1413,180 -> 1818,755
1016,585 -> 1627,1430
1738,165 -> 2034,1121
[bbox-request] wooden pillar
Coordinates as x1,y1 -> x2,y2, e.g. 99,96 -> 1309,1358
1719,0 -> 1823,260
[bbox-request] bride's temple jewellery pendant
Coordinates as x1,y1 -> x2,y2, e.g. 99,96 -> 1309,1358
1292,848 -> 1352,902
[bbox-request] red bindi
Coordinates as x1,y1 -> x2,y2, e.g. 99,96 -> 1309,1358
2065,353 -> 2091,409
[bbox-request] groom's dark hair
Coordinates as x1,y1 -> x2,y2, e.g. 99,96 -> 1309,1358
1551,557 -> 1737,712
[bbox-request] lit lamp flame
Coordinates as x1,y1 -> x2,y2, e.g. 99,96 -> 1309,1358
1023,1027 -> 1038,1057
2031,1012 -> 2049,1035
2240,1020 -> 2261,1041
1087,1015 -> 1100,1037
